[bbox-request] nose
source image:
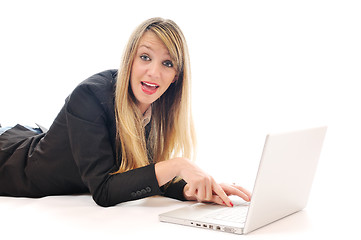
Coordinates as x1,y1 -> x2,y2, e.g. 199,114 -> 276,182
147,62 -> 161,80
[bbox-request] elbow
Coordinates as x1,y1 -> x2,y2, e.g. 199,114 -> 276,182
92,188 -> 132,207
94,199 -> 115,208
92,191 -> 117,208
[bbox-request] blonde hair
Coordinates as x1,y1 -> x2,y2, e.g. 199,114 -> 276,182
113,17 -> 196,174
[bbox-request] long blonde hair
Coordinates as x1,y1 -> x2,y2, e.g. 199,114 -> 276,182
113,17 -> 196,174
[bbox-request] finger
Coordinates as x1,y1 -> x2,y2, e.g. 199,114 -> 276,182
232,185 -> 252,201
221,183 -> 251,202
205,177 -> 213,202
211,181 -> 232,207
197,184 -> 206,202
210,195 -> 226,206
183,184 -> 197,201
187,184 -> 198,200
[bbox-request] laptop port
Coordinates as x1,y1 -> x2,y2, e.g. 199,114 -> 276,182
196,223 -> 201,227
216,226 -> 221,230
224,227 -> 235,233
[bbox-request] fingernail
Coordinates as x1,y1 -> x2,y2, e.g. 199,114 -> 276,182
230,201 -> 234,207
222,201 -> 226,205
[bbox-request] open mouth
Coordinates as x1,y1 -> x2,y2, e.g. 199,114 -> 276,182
141,81 -> 159,95
141,81 -> 159,88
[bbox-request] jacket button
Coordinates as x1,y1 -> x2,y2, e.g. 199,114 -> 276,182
141,189 -> 147,195
131,192 -> 137,198
146,187 -> 151,192
136,190 -> 142,196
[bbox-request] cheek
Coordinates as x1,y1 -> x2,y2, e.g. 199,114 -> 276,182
130,61 -> 141,80
163,71 -> 177,86
129,70 -> 137,89
130,64 -> 145,90
130,66 -> 141,93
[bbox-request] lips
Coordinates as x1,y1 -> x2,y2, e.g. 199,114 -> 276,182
141,81 -> 159,95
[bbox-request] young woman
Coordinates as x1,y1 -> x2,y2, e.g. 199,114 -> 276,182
0,18 -> 251,207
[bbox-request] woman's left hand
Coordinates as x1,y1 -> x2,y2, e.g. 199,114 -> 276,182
218,183 -> 252,202
184,182 -> 252,206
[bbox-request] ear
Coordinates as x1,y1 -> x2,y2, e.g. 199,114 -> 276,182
172,75 -> 178,83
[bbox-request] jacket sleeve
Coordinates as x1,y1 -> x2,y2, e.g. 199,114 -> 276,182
162,178 -> 187,201
65,82 -> 186,207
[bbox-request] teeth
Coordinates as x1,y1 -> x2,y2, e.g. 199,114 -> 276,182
143,82 -> 158,87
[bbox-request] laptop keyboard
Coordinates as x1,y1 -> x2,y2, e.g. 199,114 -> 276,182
205,205 -> 249,223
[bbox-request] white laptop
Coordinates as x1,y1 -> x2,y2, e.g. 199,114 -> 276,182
159,126 -> 327,234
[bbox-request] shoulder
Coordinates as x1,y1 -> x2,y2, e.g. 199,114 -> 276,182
66,69 -> 118,123
68,69 -> 117,104
75,69 -> 118,97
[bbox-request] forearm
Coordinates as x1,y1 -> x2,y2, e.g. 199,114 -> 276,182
93,164 -> 163,207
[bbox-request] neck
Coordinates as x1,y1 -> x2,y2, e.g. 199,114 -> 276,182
138,103 -> 150,115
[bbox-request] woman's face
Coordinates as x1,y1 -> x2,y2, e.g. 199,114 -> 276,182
130,31 -> 177,114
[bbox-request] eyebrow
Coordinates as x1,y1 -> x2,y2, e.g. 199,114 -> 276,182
138,44 -> 152,50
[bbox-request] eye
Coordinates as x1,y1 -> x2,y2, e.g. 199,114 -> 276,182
140,54 -> 150,61
163,60 -> 174,68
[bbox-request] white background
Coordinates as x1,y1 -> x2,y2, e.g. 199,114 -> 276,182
1,0 -> 361,238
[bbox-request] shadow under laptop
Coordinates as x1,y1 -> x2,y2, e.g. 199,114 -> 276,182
247,210 -> 312,236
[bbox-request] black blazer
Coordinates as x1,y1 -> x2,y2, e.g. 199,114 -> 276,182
0,70 -> 187,207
